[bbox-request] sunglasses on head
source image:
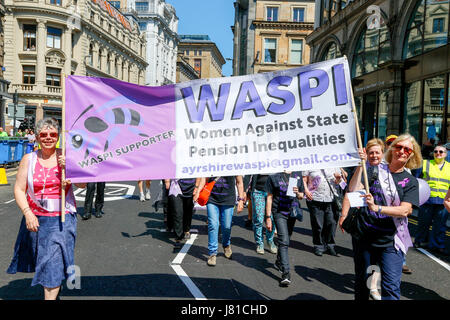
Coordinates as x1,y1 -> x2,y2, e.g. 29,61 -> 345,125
39,132 -> 58,138
393,144 -> 414,156
434,150 -> 446,154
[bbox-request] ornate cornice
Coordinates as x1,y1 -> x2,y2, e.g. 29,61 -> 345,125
252,20 -> 314,31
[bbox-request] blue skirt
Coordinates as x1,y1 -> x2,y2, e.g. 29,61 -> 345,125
7,213 -> 77,288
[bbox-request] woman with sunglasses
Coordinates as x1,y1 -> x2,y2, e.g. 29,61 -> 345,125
339,138 -> 384,300
348,133 -> 422,300
7,118 -> 86,300
413,145 -> 450,255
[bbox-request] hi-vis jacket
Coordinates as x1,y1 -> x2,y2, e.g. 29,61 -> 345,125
422,160 -> 450,199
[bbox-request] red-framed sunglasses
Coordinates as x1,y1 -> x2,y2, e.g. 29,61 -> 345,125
393,144 -> 414,156
39,132 -> 58,139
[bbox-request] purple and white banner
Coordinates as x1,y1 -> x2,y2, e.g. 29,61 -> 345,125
65,57 -> 360,183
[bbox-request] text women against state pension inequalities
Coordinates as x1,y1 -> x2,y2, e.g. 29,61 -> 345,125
186,113 -> 349,158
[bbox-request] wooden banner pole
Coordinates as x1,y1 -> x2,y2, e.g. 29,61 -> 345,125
61,74 -> 66,223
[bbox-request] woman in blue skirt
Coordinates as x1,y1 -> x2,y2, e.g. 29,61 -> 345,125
7,118 -> 86,300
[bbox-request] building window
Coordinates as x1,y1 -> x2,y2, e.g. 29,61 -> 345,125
320,42 -> 342,61
403,0 -> 449,59
50,0 -> 61,6
422,75 -> 446,145
138,22 -> 147,31
194,59 -> 201,74
88,44 -> 94,66
23,25 -> 36,51
107,54 -> 111,74
433,18 -> 445,33
293,8 -> 305,22
109,1 -> 120,9
115,58 -> 118,77
377,90 -> 390,142
47,27 -> 62,49
22,65 -> 35,84
46,67 -> 61,86
264,38 -> 277,63
290,39 -> 303,64
266,7 -> 278,21
135,2 -> 149,12
403,80 -> 422,143
98,49 -> 102,69
351,22 -> 391,77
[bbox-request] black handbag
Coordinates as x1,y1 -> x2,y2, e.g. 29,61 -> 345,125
321,169 -> 343,213
342,207 -> 364,239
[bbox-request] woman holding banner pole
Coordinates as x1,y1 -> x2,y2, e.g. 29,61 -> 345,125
339,138 -> 384,300
7,118 -> 86,300
347,133 -> 421,300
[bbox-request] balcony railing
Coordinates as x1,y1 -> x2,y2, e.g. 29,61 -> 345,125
46,85 -> 62,94
12,84 -> 37,93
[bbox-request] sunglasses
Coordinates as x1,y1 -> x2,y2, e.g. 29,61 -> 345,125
434,150 -> 446,154
39,132 -> 58,139
393,144 -> 414,156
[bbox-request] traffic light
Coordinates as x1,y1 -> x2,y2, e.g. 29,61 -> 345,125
13,91 -> 18,105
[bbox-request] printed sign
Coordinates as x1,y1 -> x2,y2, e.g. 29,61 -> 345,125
65,57 -> 360,183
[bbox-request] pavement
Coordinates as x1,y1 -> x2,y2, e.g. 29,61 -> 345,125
0,171 -> 449,302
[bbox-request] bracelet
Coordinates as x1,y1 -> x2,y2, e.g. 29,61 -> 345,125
265,215 -> 271,219
377,205 -> 382,213
237,197 -> 244,201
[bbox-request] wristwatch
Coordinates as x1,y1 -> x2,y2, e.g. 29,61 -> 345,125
265,215 -> 271,219
237,197 -> 245,201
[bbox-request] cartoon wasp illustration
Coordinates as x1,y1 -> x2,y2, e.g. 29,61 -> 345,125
69,96 -> 149,159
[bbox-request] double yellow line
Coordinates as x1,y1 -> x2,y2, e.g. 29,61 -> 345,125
409,216 -> 450,237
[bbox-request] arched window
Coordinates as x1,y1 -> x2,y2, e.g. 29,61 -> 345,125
403,0 -> 449,59
320,42 -> 342,61
351,20 -> 391,77
88,43 -> 94,66
98,48 -> 102,70
106,53 -> 111,74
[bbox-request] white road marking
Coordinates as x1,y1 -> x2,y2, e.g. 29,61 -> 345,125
417,248 -> 450,272
73,183 -> 135,202
4,199 -> 15,204
172,232 -> 198,265
170,230 -> 207,300
171,265 -> 206,300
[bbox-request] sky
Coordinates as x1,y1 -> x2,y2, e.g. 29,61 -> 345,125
166,0 -> 235,77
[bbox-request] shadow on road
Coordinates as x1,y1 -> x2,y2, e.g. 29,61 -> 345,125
0,274 -> 269,300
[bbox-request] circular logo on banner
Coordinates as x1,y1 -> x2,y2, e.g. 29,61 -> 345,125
74,183 -> 136,202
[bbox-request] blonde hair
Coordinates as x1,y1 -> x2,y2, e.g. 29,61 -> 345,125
365,138 -> 385,153
385,133 -> 423,169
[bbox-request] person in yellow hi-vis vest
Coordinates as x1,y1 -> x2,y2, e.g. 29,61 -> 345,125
413,145 -> 450,255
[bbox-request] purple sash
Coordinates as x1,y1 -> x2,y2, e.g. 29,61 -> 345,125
378,162 -> 413,255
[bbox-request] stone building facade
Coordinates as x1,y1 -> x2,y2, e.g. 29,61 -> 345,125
3,0 -> 147,128
232,0 -> 315,75
307,0 -> 450,148
178,35 -> 225,79
126,0 -> 178,85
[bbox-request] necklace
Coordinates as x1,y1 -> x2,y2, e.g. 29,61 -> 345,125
39,166 -> 52,206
